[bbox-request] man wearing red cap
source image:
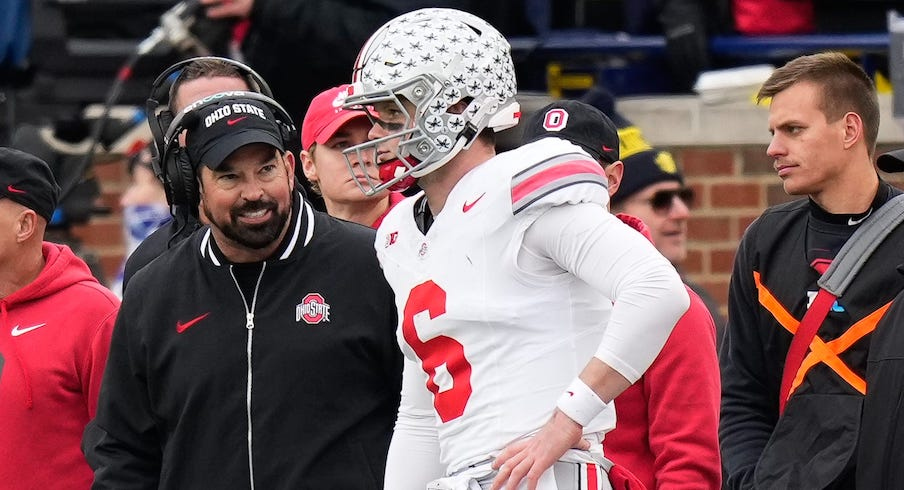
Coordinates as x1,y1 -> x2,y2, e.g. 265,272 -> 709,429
300,84 -> 405,228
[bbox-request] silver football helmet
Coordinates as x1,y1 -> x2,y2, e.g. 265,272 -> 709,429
342,8 -> 520,195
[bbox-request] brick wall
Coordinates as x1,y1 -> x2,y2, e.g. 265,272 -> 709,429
69,155 -> 131,285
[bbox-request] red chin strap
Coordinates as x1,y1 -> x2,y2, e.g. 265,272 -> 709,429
379,156 -> 419,192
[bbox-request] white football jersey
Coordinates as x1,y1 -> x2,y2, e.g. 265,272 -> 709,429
376,138 -> 619,473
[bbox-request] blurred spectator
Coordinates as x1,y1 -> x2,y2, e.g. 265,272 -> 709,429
609,147 -> 726,343
110,148 -> 170,297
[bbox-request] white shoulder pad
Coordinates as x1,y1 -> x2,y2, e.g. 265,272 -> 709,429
502,138 -> 610,215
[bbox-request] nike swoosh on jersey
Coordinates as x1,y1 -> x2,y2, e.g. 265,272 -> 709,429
227,116 -> 248,126
11,323 -> 47,336
462,193 -> 486,213
847,209 -> 872,226
176,312 -> 211,333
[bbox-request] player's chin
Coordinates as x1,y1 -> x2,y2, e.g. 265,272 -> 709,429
780,177 -> 815,197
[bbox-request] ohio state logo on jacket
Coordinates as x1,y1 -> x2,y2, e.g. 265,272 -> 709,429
296,293 -> 331,325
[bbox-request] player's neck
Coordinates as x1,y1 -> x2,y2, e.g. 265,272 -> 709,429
421,144 -> 495,215
324,195 -> 388,227
810,162 -> 879,215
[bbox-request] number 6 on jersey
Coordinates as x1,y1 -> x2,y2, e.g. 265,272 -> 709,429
402,280 -> 473,422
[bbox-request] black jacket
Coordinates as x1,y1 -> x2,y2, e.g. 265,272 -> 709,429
121,216 -> 197,292
859,278 -> 904,488
85,194 -> 402,489
720,182 -> 904,489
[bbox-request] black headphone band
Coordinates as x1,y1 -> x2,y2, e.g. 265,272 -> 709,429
147,56 -> 273,110
163,91 -> 296,149
147,57 -> 274,181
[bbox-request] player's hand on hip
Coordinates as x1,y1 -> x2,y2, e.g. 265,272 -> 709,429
490,409 -> 588,490
200,0 -> 253,19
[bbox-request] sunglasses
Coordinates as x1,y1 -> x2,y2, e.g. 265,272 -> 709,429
647,188 -> 695,213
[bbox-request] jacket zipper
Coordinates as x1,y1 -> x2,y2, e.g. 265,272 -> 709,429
229,262 -> 267,490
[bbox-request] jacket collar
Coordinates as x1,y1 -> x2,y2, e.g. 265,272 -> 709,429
199,191 -> 314,266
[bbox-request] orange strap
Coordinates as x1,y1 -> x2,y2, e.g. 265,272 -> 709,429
753,271 -> 883,403
790,302 -> 890,395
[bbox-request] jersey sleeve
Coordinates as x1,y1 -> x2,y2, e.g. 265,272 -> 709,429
510,152 -> 610,216
384,358 -> 445,489
522,202 -> 689,383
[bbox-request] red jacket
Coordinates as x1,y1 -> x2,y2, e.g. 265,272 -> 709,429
605,215 -> 722,489
0,243 -> 119,489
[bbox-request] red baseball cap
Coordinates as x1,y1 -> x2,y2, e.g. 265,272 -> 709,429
301,84 -> 369,151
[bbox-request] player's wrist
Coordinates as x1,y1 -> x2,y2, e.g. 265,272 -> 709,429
555,378 -> 607,427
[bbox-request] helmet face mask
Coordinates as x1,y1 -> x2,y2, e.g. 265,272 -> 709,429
343,8 -> 520,196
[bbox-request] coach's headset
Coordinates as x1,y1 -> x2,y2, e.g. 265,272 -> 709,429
146,56 -> 274,207
160,90 -> 297,209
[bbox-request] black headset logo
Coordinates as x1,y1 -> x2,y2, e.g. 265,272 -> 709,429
160,91 -> 297,209
146,56 -> 274,207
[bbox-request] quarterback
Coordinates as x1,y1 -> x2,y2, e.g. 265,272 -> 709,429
343,9 -> 690,490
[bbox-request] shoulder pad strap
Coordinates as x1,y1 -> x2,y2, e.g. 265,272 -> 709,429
819,193 -> 904,295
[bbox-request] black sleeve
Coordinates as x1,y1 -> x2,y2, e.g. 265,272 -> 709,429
122,220 -> 199,293
719,219 -> 779,490
83,287 -> 162,489
858,292 -> 904,488
122,222 -> 175,292
657,0 -> 711,92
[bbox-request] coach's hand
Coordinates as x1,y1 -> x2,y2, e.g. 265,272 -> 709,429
490,410 -> 589,490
